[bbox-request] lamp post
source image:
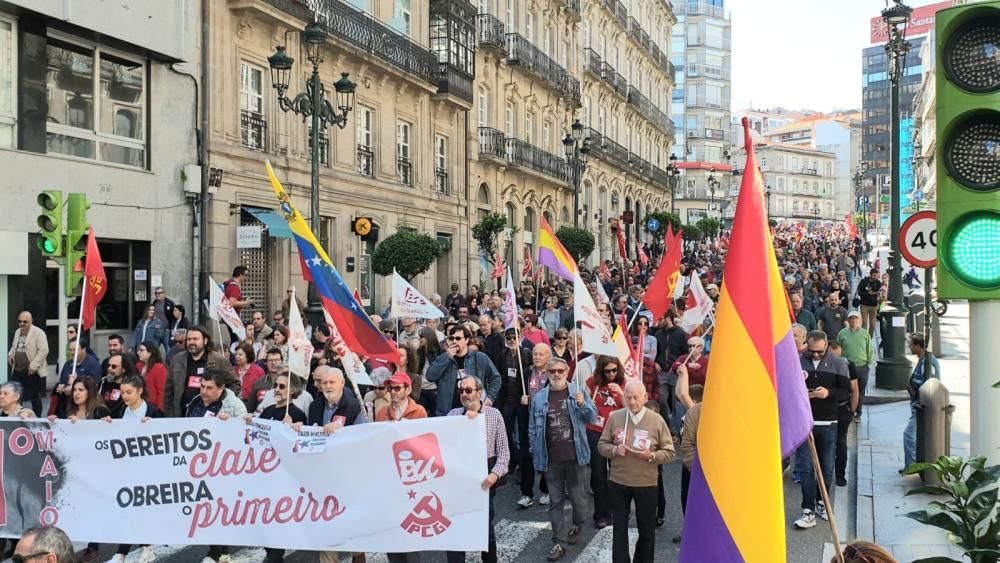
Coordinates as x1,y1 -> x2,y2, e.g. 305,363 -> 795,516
667,153 -> 680,191
563,119 -> 590,228
268,22 -> 356,329
875,0 -> 913,390
707,169 -> 720,221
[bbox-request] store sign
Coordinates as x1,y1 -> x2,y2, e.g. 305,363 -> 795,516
237,226 -> 262,248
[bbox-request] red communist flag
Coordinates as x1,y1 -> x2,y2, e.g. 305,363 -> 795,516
81,227 -> 107,331
642,224 -> 684,322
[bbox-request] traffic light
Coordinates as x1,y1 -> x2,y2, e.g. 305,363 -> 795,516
65,193 -> 91,297
935,2 -> 1000,299
35,190 -> 63,257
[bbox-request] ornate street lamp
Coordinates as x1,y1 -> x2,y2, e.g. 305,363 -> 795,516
268,22 -> 356,329
876,0 -> 914,390
564,119 -> 590,228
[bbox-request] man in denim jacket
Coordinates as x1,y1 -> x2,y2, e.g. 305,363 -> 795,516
529,357 -> 598,561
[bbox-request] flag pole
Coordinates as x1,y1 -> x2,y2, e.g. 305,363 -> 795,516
508,271 -> 527,398
70,275 -> 88,378
809,433 -> 845,563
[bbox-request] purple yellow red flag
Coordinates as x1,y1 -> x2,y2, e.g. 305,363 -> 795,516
680,117 -> 812,562
537,216 -> 578,281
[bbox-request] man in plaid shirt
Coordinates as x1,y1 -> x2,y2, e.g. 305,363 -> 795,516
447,376 -> 509,563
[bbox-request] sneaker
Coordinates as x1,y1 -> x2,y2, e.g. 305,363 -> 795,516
547,543 -> 566,561
138,546 -> 156,563
817,501 -> 829,521
854,414 -> 862,423
595,518 -> 610,529
793,471 -> 802,484
837,477 -> 847,487
794,509 -> 817,529
219,556 -> 232,563
540,494 -> 551,505
567,526 -> 581,545
517,495 -> 534,508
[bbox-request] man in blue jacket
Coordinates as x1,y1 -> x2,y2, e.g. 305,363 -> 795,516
529,357 -> 598,561
426,325 -> 501,416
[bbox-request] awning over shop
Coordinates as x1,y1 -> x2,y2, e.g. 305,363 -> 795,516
245,207 -> 293,239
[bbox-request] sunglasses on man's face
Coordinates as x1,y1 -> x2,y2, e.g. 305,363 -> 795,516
458,387 -> 479,395
275,383 -> 287,390
387,385 -> 406,393
12,553 -> 50,563
448,336 -> 465,341
808,349 -> 825,357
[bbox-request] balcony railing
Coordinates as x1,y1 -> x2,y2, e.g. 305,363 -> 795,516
585,48 -> 603,78
580,127 -> 674,191
599,62 -> 628,97
687,62 -> 730,81
436,63 -> 473,104
506,33 -> 580,105
241,110 -> 267,151
627,87 -> 675,137
802,167 -> 819,176
476,13 -> 506,52
628,17 -> 643,45
397,156 -> 413,186
435,168 -> 449,194
478,127 -> 506,159
704,128 -> 727,141
357,145 -> 374,177
686,2 -> 726,18
506,138 -> 570,183
613,0 -> 628,26
264,0 -> 439,85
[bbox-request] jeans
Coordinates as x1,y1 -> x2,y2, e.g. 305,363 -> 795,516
801,424 -> 837,510
835,405 -> 852,481
447,488 -> 496,563
904,406 -> 918,468
671,398 -> 689,441
855,366 -> 870,416
587,429 -> 612,523
545,461 -> 588,544
503,403 -> 544,497
609,481 -> 657,563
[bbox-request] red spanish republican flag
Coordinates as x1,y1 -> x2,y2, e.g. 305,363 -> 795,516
81,227 -> 107,331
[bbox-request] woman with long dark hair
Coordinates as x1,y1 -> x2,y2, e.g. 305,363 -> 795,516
136,340 -> 167,411
170,303 -> 190,337
416,327 -> 442,414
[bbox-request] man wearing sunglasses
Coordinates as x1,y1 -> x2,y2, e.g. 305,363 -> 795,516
12,526 -> 74,563
426,326 -> 501,417
374,373 -> 426,422
8,311 -> 48,417
794,330 -> 851,530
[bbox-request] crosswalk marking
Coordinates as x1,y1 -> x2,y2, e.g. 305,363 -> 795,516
573,526 -> 639,562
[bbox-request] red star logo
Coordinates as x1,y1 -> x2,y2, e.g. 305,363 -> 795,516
408,490 -> 417,500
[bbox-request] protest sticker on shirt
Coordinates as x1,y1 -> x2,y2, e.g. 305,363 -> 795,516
507,368 -> 517,379
632,429 -> 651,450
187,376 -> 202,389
457,369 -> 467,380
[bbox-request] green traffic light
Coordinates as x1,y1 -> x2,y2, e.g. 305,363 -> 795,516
947,212 -> 1000,288
41,238 -> 57,254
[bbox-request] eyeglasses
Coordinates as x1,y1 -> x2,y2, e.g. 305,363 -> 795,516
603,367 -> 619,374
17,320 -> 28,324
447,336 -> 465,341
808,349 -> 825,356
12,553 -> 50,563
275,383 -> 287,390
555,336 -> 568,340
548,368 -> 568,374
387,385 -> 406,392
155,291 -> 164,295
374,386 -> 385,392
458,387 -> 479,395
505,335 -> 517,341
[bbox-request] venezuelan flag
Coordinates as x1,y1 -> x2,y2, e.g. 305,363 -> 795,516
266,161 -> 398,364
537,216 -> 578,281
679,118 -> 812,562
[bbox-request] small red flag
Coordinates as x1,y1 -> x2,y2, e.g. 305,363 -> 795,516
642,224 -> 684,322
522,245 -> 533,279
81,227 -> 107,331
491,253 -> 505,280
616,222 -> 628,260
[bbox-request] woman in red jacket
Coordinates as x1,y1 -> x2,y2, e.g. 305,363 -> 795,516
234,342 -> 265,403
136,341 -> 168,411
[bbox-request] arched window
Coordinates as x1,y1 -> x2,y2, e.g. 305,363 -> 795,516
543,210 -> 552,226
561,206 -> 569,223
478,183 -> 491,204
524,207 -> 536,244
506,202 -> 517,227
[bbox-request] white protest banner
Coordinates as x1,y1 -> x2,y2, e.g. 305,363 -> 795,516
208,276 -> 246,341
503,267 -> 517,330
286,287 -> 313,377
574,272 -> 617,357
391,271 -> 443,320
680,272 -> 714,333
324,308 -> 374,386
0,416 -> 487,551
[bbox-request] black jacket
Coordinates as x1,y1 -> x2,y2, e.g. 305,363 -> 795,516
306,391 -> 364,427
499,348 -> 532,408
800,352 -> 851,422
114,402 -> 165,419
655,326 -> 689,372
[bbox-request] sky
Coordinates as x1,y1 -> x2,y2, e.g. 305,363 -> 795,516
727,0 -> 904,113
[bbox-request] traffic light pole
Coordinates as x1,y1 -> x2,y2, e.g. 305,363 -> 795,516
971,301 -> 1000,464
875,23 -> 912,390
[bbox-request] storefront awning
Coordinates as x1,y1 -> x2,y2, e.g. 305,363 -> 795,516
245,207 -> 293,239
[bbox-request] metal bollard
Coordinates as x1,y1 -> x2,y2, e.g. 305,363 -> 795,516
915,378 -> 955,485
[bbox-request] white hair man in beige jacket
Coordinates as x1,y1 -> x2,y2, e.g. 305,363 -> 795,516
8,311 -> 49,416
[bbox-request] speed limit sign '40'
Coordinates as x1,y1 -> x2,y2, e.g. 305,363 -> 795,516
900,211 -> 937,268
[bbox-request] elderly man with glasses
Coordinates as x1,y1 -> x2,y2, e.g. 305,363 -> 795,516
8,311 -> 49,416
528,358 -> 598,561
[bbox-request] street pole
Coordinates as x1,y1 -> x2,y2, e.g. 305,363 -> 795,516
875,5 -> 913,390
304,64 -> 324,331
573,160 -> 580,228
923,266 -> 931,353
971,301 -> 1000,464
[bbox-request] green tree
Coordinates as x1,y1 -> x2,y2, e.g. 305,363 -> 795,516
372,230 -> 442,281
696,217 -> 721,239
643,211 -> 683,238
555,226 -> 596,265
471,212 -> 512,265
682,224 -> 703,243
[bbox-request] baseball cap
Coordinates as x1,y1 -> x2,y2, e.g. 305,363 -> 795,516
847,310 -> 861,320
385,372 -> 412,387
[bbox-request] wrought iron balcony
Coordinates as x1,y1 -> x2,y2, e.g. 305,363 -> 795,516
628,17 -> 643,46
802,167 -> 819,176
476,13 -> 506,52
261,0 -> 438,85
397,156 -> 413,186
240,110 -> 267,151
613,0 -> 629,27
564,0 -> 581,18
435,168 -> 449,194
478,127 -> 506,159
505,138 -> 570,183
580,127 -> 675,191
585,48 -> 603,78
506,33 -> 580,105
599,62 -> 628,97
357,145 -> 375,177
437,63 -> 473,104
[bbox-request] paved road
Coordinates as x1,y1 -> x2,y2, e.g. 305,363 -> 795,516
59,458 -> 830,563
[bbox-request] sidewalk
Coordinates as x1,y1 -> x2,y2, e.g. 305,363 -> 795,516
851,301 -> 971,561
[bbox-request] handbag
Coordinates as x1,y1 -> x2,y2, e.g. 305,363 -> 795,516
852,284 -> 862,309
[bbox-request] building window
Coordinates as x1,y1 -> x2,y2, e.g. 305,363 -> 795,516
525,111 -> 534,143
45,36 -> 147,166
0,17 -> 15,148
239,62 -> 265,152
357,105 -> 374,177
393,0 -> 412,36
397,120 -> 412,186
825,182 -> 832,195
309,124 -> 329,166
777,177 -> 785,191
526,11 -> 535,42
435,135 -> 448,194
792,179 -> 799,193
506,0 -> 515,31
478,86 -> 491,128
543,25 -> 551,56
505,101 -> 514,136
542,121 -> 550,152
825,162 -> 833,176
